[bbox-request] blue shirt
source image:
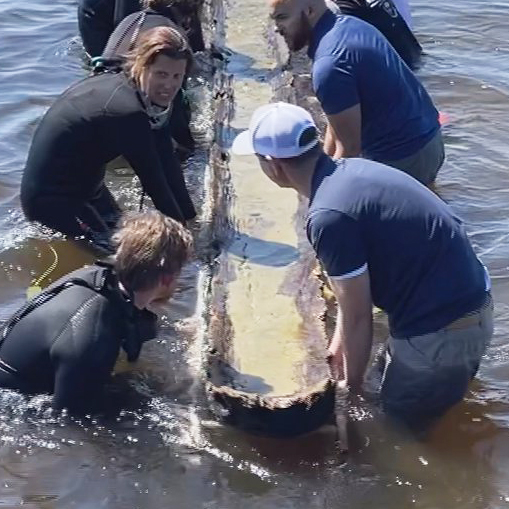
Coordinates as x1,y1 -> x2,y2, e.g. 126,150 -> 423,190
309,10 -> 439,161
306,154 -> 487,338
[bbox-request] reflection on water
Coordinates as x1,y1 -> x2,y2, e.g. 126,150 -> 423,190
1,0 -> 509,507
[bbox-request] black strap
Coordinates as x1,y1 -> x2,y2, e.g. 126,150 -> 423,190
0,266 -> 113,349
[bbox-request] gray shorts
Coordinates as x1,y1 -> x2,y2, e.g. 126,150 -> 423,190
380,129 -> 445,186
380,294 -> 493,427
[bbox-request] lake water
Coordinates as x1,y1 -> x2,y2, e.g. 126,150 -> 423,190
1,0 -> 509,507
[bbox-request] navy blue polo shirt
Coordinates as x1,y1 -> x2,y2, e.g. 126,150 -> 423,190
308,10 -> 439,162
306,154 -> 487,338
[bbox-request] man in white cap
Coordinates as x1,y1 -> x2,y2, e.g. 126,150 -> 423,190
232,102 -> 493,427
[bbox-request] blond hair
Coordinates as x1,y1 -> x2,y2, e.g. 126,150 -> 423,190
112,211 -> 193,292
125,25 -> 193,82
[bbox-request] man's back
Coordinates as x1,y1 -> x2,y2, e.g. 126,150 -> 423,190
307,155 -> 487,338
310,11 -> 438,161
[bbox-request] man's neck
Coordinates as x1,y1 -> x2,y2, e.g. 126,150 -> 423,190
308,1 -> 329,29
288,154 -> 322,198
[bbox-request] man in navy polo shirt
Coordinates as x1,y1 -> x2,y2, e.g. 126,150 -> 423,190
232,102 -> 493,426
269,0 -> 444,186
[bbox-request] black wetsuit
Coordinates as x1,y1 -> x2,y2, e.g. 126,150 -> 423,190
334,0 -> 422,69
78,0 -> 142,57
78,0 -> 205,57
0,262 -> 157,412
21,72 -> 196,244
100,9 -> 196,150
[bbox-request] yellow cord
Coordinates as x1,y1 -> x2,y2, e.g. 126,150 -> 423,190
27,244 -> 59,299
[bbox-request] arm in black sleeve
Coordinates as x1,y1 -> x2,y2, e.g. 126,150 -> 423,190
52,356 -> 106,413
116,112 -> 185,222
154,125 -> 196,220
78,0 -> 116,57
169,90 -> 195,151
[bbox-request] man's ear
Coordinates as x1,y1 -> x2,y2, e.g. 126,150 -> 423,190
271,159 -> 287,180
302,0 -> 313,17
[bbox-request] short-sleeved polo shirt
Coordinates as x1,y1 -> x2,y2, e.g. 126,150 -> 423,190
306,154 -> 488,338
308,10 -> 439,162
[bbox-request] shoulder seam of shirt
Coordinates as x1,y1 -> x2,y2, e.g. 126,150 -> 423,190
329,262 -> 368,280
308,208 -> 358,221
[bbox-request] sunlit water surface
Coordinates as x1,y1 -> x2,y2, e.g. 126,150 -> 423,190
1,0 -> 509,507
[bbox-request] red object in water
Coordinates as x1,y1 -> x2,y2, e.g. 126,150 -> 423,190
438,111 -> 450,126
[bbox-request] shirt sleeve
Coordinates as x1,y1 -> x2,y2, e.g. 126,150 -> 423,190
312,55 -> 360,116
114,112 -> 185,222
307,209 -> 367,278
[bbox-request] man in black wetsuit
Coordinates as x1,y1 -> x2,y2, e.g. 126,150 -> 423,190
330,0 -> 422,69
21,27 -> 196,252
78,0 -> 140,57
0,211 -> 192,413
78,0 -> 205,57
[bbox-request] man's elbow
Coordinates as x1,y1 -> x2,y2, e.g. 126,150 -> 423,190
335,140 -> 361,159
349,309 -> 372,330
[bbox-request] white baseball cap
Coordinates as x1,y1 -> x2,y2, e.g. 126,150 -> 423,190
231,102 -> 318,158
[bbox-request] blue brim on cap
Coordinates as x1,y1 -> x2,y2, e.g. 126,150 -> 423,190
231,130 -> 255,155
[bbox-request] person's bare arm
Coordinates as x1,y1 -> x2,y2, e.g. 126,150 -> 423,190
327,270 -> 373,391
326,104 -> 362,159
323,121 -> 337,157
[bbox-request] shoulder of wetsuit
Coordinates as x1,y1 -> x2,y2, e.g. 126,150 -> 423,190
91,260 -> 159,361
77,262 -> 148,363
0,263 -> 121,350
66,260 -> 117,292
99,74 -> 147,117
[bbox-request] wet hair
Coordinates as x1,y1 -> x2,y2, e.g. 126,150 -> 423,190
125,25 -> 193,82
112,211 -> 193,292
